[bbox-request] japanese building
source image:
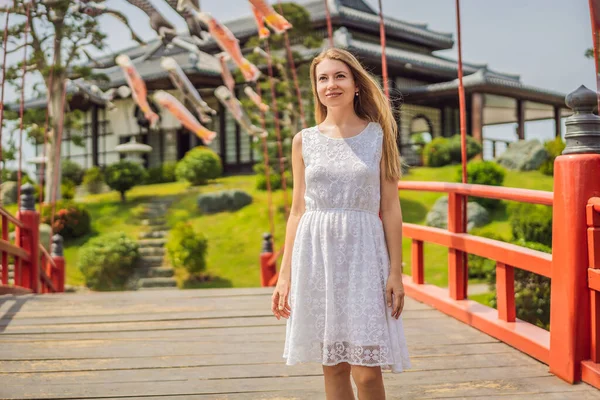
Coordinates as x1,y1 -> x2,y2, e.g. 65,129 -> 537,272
16,0 -> 568,171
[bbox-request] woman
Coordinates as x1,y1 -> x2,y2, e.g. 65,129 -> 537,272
272,48 -> 411,400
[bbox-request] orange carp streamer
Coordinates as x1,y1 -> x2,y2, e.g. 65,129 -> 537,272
248,0 -> 292,34
161,57 -> 216,124
251,4 -> 270,39
116,54 -> 160,128
218,54 -> 236,93
215,86 -> 266,139
244,86 -> 269,113
153,90 -> 217,144
184,6 -> 260,82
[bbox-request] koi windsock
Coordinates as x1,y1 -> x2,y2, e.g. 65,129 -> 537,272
251,4 -> 270,39
244,86 -> 270,113
218,54 -> 236,93
248,0 -> 292,34
153,90 -> 217,144
179,1 -> 261,82
214,86 -> 267,139
115,54 -> 160,128
161,57 -> 216,124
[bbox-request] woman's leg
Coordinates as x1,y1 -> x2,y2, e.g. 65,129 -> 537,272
322,362 -> 355,400
351,365 -> 385,400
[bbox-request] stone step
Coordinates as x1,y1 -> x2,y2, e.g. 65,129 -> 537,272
138,246 -> 165,256
137,277 -> 177,289
142,266 -> 174,278
137,238 -> 166,247
139,230 -> 168,239
137,255 -> 164,267
141,218 -> 167,227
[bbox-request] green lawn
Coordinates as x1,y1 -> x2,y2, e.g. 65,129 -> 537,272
52,165 -> 553,289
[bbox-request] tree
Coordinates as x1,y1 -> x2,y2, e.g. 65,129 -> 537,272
1,0 -> 108,202
104,160 -> 147,202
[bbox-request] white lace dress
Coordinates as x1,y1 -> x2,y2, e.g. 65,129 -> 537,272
282,121 -> 411,373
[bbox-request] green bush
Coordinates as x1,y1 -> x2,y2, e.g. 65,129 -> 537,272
197,189 -> 253,214
145,162 -> 178,184
455,161 -> 506,210
486,239 -> 551,330
83,166 -> 104,194
423,135 -> 482,167
61,180 -> 76,200
166,222 -> 208,277
423,137 -> 451,167
62,159 -> 85,186
78,232 -> 139,291
448,134 -> 482,164
41,200 -> 91,240
508,202 -> 553,247
104,161 -> 148,202
175,147 -> 222,185
539,137 -> 566,176
255,170 -> 293,191
467,230 -> 509,279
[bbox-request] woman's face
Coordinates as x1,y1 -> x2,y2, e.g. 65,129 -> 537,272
315,58 -> 357,110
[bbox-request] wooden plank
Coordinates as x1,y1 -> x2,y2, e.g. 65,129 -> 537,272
0,366 -> 575,400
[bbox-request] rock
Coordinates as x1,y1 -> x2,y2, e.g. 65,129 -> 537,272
496,139 -> 548,171
425,196 -> 490,232
1,182 -> 18,205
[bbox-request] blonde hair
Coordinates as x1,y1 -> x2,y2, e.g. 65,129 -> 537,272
309,48 -> 402,182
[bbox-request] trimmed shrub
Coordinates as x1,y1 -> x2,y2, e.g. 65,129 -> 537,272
197,189 -> 253,214
539,137 -> 566,176
448,134 -> 482,164
423,135 -> 482,167
455,161 -> 506,210
104,161 -> 148,202
255,170 -> 293,191
62,159 -> 85,186
78,232 -> 139,291
467,230 -> 508,279
61,180 -> 76,200
175,147 -> 222,185
83,166 -> 104,194
423,137 -> 451,167
41,200 -> 91,240
145,162 -> 178,184
508,202 -> 553,247
487,239 -> 551,330
166,222 -> 208,277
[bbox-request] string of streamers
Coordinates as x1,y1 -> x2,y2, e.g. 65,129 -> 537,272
256,82 -> 275,238
277,0 -> 306,129
324,0 -> 334,47
17,1 -> 32,204
455,0 -> 469,298
378,0 -> 389,99
0,8 -> 11,203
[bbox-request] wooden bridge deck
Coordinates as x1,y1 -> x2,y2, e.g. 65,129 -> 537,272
0,287 -> 599,400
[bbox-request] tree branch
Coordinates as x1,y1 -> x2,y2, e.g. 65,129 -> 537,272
65,37 -> 93,68
27,4 -> 48,72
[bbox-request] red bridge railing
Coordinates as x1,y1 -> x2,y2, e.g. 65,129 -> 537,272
398,85 -> 600,388
0,183 -> 65,295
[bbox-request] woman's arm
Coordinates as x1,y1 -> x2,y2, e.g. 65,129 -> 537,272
272,131 -> 306,320
379,154 -> 405,319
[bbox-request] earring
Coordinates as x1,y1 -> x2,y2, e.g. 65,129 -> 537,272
355,92 -> 359,96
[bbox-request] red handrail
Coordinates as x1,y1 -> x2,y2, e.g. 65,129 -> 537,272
397,181 -> 552,366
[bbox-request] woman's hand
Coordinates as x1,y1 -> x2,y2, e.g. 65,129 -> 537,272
272,276 -> 291,320
386,272 -> 405,319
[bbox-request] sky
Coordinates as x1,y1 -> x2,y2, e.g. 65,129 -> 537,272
1,0 -> 596,170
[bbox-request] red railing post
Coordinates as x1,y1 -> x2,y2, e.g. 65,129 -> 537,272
51,234 -> 65,292
448,192 -> 467,300
15,184 -> 40,293
550,86 -> 600,383
260,233 -> 277,287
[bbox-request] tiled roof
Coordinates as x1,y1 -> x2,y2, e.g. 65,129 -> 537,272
400,68 -> 566,105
